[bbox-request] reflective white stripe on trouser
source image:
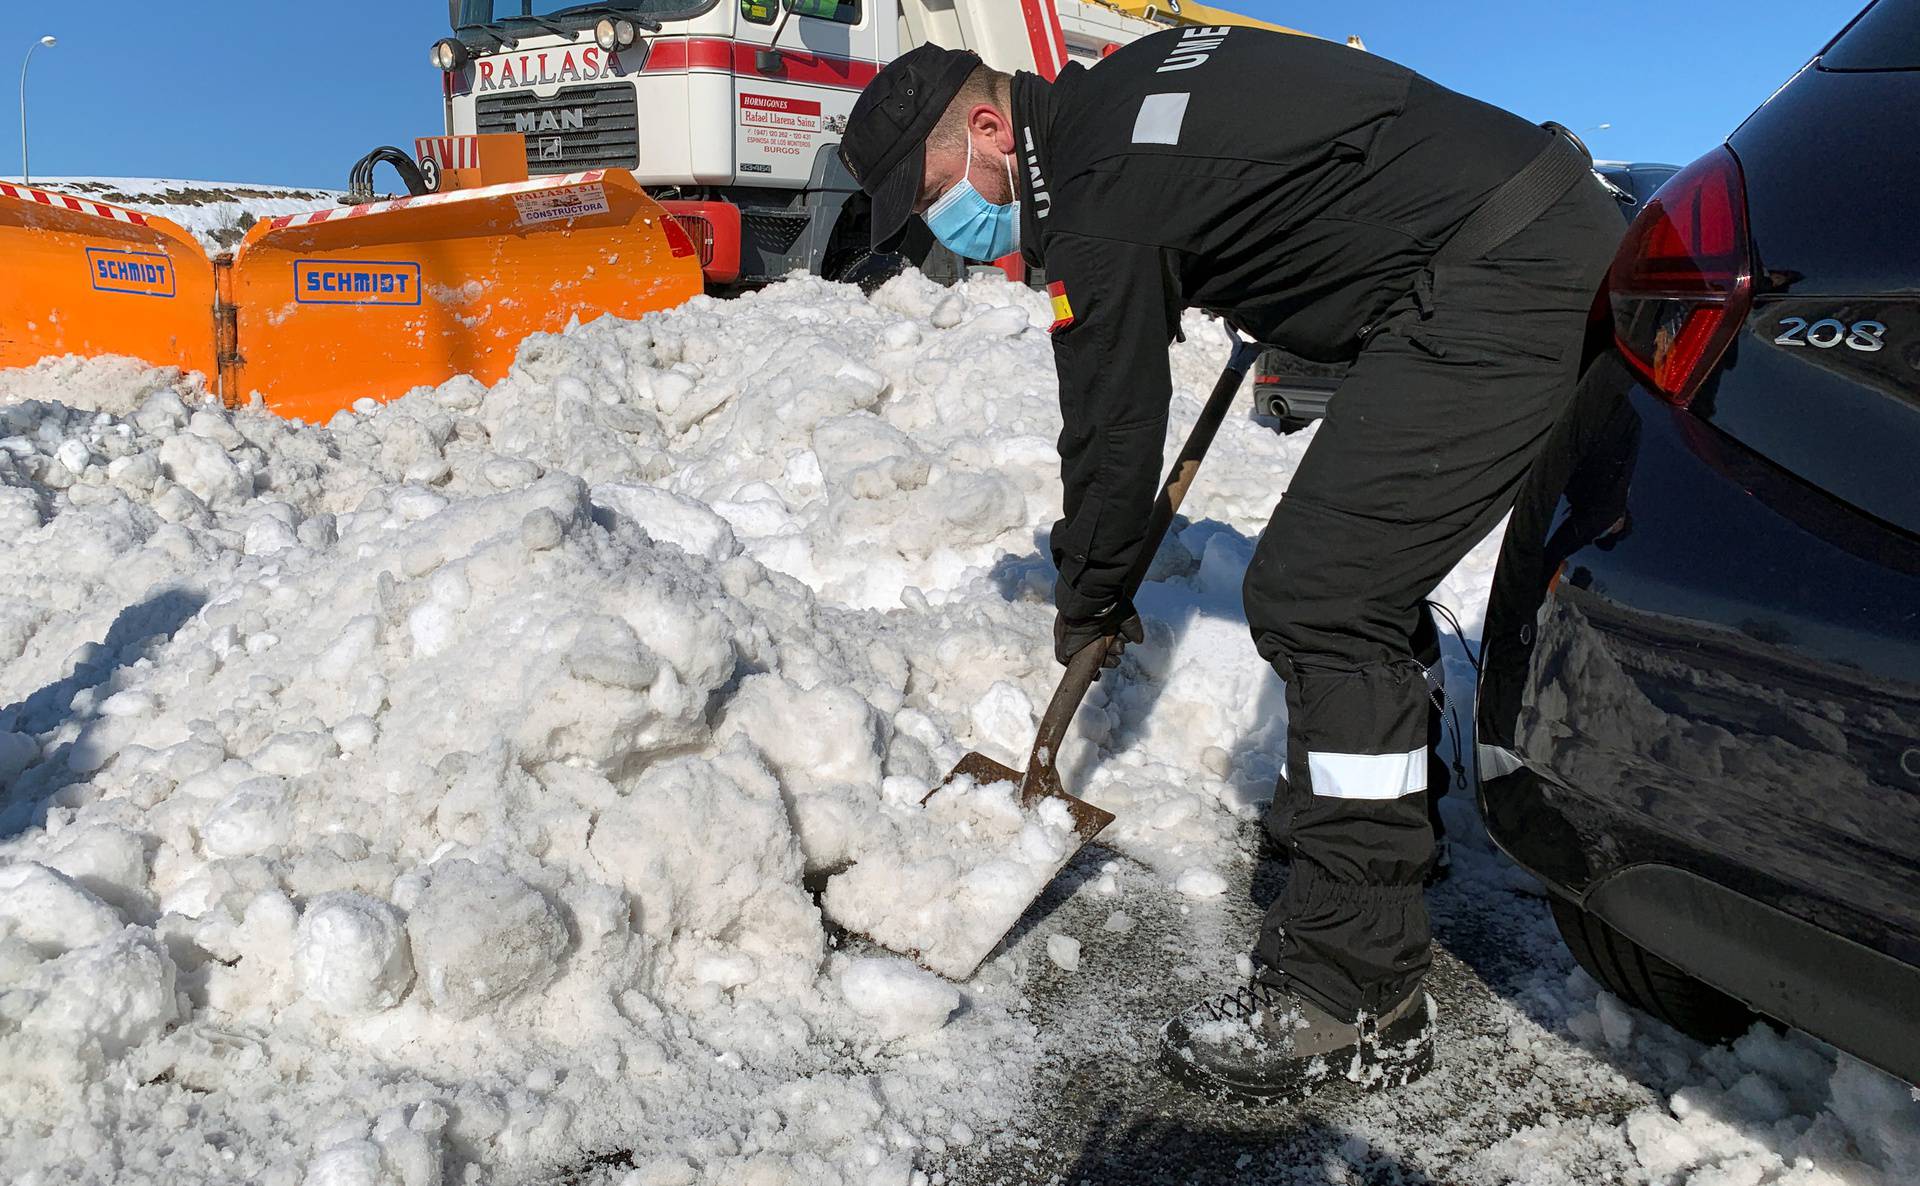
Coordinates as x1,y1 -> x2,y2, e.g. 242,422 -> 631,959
1307,749 -> 1428,799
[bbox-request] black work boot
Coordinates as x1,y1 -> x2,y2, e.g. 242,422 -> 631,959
1159,979 -> 1435,1103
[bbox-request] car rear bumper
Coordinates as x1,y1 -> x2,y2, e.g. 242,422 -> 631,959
1476,355 -> 1920,1081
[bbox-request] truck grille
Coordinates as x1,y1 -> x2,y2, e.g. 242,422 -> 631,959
475,83 -> 638,174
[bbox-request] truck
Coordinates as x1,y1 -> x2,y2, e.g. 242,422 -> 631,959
417,0 -> 1316,287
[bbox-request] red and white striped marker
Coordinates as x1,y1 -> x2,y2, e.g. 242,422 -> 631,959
264,170 -> 609,230
0,181 -> 152,227
415,136 -> 482,171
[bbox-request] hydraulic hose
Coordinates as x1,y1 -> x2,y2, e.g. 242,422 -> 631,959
344,147 -> 430,205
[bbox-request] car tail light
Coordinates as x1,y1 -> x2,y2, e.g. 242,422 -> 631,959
1607,146 -> 1754,408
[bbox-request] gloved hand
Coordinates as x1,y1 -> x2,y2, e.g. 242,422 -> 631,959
1053,602 -> 1145,674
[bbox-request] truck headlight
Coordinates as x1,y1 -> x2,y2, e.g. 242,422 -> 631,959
595,17 -> 638,50
430,39 -> 469,71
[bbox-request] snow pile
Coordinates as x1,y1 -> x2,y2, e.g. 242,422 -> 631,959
1478,975 -> 1920,1186
3,268 -> 1915,1184
0,272 -> 1284,1184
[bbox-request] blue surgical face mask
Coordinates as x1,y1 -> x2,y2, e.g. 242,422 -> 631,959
924,145 -> 1020,262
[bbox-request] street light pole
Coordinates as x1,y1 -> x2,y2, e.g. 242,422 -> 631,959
19,35 -> 57,185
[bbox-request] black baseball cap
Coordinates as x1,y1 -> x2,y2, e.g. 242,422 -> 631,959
840,45 -> 982,251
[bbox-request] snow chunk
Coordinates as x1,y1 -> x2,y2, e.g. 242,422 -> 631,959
245,514 -> 299,556
593,482 -> 741,562
838,957 -> 959,1040
6,928 -> 179,1059
1596,990 -> 1635,1049
250,730 -> 339,778
158,432 -> 249,505
716,675 -> 884,869
302,1140 -> 388,1186
200,777 -> 291,858
583,746 -> 818,970
1045,934 -> 1082,973
43,825 -> 150,912
0,731 -> 39,782
0,863 -> 124,956
1175,868 -> 1228,898
968,680 -> 1035,760
334,715 -> 378,754
294,893 -> 415,1014
98,689 -> 156,717
405,861 -> 569,1019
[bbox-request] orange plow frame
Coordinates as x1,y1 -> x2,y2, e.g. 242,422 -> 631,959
2,171 -> 705,422
0,181 -> 217,379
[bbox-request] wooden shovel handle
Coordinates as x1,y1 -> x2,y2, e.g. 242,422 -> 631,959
1024,336 -> 1264,789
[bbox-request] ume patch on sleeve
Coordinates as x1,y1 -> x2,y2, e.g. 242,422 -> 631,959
1048,281 -> 1074,332
1131,92 -> 1191,145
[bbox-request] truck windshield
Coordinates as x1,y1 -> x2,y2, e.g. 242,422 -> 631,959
454,0 -> 710,29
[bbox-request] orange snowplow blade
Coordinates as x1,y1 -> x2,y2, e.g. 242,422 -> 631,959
0,181 -> 217,378
227,170 -> 704,421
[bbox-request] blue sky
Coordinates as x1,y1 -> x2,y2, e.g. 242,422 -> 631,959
5,1 -> 1855,186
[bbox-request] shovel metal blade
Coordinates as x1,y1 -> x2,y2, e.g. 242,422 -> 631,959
821,752 -> 1114,981
930,752 -> 1117,845
820,751 -> 1116,980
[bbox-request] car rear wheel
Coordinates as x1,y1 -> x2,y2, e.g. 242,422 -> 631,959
826,248 -> 908,295
1547,896 -> 1759,1045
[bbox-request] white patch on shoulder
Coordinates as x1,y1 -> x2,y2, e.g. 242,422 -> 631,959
1131,92 -> 1191,146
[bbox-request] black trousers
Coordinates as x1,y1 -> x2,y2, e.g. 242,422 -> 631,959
1243,178 -> 1619,1021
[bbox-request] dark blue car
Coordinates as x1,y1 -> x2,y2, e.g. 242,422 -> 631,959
1475,0 -> 1920,1084
1591,160 -> 1681,211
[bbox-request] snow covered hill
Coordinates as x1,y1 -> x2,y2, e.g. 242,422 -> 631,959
0,275 -> 1914,1185
15,178 -> 344,252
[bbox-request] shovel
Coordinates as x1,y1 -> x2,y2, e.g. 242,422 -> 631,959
827,335 -> 1264,980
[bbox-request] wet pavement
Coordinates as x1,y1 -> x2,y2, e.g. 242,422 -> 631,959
930,819 -> 1658,1186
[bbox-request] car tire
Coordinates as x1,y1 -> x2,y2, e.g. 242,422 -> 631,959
1547,896 -> 1759,1045
827,249 -> 908,295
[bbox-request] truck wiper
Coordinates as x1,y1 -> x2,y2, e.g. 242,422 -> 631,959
456,20 -> 519,49
502,12 -> 580,38
561,4 -> 665,32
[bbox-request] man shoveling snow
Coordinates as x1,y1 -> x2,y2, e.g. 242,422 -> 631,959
839,32 -> 1618,1101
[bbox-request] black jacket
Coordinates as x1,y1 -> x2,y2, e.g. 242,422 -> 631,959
1013,29 -> 1550,620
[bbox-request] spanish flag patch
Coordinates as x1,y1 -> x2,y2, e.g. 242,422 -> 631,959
1047,281 -> 1075,333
